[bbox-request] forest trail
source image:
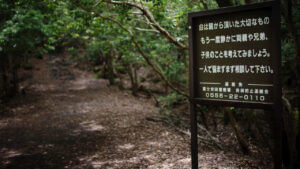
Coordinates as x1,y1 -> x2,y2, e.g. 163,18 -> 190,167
0,55 -> 192,169
0,55 -> 270,169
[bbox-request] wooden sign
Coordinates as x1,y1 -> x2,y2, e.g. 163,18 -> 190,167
188,1 -> 282,169
189,1 -> 281,109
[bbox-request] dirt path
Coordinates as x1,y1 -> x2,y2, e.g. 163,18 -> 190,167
0,56 -> 271,169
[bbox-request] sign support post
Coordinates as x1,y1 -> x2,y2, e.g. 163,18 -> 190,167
190,102 -> 198,169
188,7 -> 199,169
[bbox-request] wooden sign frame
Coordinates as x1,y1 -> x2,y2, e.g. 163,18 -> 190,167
188,1 -> 281,109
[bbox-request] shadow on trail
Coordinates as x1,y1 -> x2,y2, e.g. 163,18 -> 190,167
1,119 -> 108,169
0,55 -> 152,168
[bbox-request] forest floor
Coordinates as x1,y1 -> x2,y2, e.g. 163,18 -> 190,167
0,55 -> 272,169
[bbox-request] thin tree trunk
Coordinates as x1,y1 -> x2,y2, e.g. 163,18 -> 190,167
115,64 -> 124,90
264,110 -> 276,160
12,66 -> 18,95
196,105 -> 209,129
282,96 -> 297,169
133,63 -> 138,90
107,53 -> 114,85
253,112 -> 273,157
211,109 -> 218,130
8,54 -> 18,97
225,107 -> 251,155
117,74 -> 124,90
127,64 -> 137,96
223,109 -> 229,125
0,56 -> 7,100
200,110 -> 209,129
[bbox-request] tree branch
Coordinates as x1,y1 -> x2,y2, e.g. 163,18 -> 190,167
102,0 -> 188,50
106,15 -> 189,97
134,27 -> 159,33
200,0 -> 208,10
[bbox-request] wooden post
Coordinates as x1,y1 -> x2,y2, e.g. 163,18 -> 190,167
190,102 -> 198,169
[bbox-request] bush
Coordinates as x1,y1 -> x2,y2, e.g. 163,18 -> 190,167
84,42 -> 103,65
115,65 -> 126,74
93,72 -> 103,79
158,92 -> 185,108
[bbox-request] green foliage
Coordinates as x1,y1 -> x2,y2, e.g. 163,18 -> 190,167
281,42 -> 297,85
281,5 -> 300,88
68,46 -> 85,62
115,65 -> 126,74
0,0 -> 92,57
93,72 -> 103,79
84,41 -> 103,65
42,1 -> 91,49
163,60 -> 186,84
158,92 -> 185,108
0,7 -> 45,56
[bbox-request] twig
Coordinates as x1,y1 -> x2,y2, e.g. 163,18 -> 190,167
134,27 -> 159,33
147,116 -> 223,149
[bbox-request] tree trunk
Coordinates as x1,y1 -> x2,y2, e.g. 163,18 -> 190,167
127,63 -> 138,96
253,112 -> 273,157
196,105 -> 209,129
223,109 -> 229,125
107,53 -> 114,85
12,66 -> 18,95
133,63 -> 138,90
225,107 -> 251,155
211,108 -> 218,130
0,55 -> 7,101
8,54 -> 19,97
282,96 -> 296,169
200,110 -> 209,129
